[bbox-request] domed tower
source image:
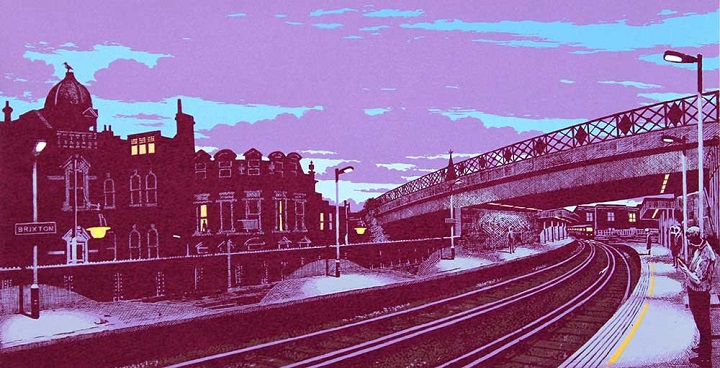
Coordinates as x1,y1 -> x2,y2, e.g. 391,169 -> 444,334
43,67 -> 98,132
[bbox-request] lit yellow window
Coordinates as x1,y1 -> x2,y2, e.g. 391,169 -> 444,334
629,212 -> 637,222
148,143 -> 155,154
139,144 -> 147,155
320,213 -> 324,230
131,145 -> 138,155
278,201 -> 284,231
200,204 -> 207,218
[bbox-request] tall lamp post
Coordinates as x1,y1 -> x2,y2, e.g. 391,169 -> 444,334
334,165 -> 354,277
30,140 -> 46,319
662,134 -> 689,261
664,50 -> 704,238
448,179 -> 462,260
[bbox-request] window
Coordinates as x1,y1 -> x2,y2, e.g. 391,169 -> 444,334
198,204 -> 209,233
195,162 -> 207,179
131,136 -> 155,156
320,212 -> 325,231
328,212 -> 333,230
248,159 -> 260,175
295,200 -> 306,231
586,212 -> 593,222
219,160 -> 232,178
147,224 -> 159,258
607,211 -> 615,222
145,171 -> 157,206
130,171 -> 142,206
629,212 -> 637,223
245,195 -> 262,232
274,161 -> 284,177
275,198 -> 288,232
218,192 -> 235,232
103,175 -> 115,209
64,157 -> 89,211
129,225 -> 141,259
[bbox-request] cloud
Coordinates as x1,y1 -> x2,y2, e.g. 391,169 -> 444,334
400,11 -> 719,52
315,180 -> 398,205
364,107 -> 391,116
598,80 -> 662,89
23,44 -> 172,84
113,113 -> 168,120
637,92 -> 690,102
89,95 -> 324,138
312,23 -> 344,30
359,25 -> 390,32
639,53 -> 720,71
310,8 -> 357,17
376,163 -> 416,171
299,158 -> 360,175
560,79 -> 575,84
364,9 -> 425,18
299,149 -> 336,156
226,13 -> 247,18
428,108 -> 586,133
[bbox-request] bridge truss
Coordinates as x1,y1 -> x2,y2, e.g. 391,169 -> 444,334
374,91 -> 719,208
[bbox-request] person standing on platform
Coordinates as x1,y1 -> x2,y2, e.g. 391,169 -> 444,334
645,229 -> 653,256
507,227 -> 515,254
678,226 -> 716,366
670,225 -> 682,268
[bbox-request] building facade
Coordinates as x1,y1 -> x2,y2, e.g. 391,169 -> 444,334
190,148 -> 340,253
0,68 -> 351,267
0,70 -> 195,266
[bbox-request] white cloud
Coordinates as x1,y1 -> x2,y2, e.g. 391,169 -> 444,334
428,108 -> 586,133
23,44 -> 172,84
376,163 -> 415,171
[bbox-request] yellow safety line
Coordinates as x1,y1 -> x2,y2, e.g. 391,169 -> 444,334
607,303 -> 649,365
607,262 -> 654,365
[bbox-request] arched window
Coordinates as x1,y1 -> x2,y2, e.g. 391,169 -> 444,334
147,224 -> 159,258
145,171 -> 157,206
130,171 -> 142,207
103,174 -> 115,209
129,225 -> 142,259
64,155 -> 90,211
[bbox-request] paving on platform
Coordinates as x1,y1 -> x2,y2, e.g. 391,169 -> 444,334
0,238 -> 574,352
566,242 -> 720,367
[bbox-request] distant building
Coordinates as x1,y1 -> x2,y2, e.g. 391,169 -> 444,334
0,71 -> 195,266
190,149 -> 339,252
573,203 -> 659,239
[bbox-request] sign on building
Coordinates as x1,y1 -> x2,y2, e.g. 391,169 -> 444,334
15,221 -> 57,236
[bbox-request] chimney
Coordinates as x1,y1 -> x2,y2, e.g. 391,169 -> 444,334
177,98 -> 183,114
2,101 -> 12,122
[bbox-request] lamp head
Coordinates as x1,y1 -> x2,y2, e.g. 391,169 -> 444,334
33,140 -> 47,156
661,134 -> 680,144
663,50 -> 699,64
335,166 -> 355,179
87,226 -> 111,239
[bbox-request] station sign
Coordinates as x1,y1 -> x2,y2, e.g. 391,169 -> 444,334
444,218 -> 458,224
15,221 -> 57,236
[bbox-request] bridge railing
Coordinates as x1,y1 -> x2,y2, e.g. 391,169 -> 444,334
374,91 -> 719,208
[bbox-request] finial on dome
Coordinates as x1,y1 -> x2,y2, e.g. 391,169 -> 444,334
63,62 -> 73,73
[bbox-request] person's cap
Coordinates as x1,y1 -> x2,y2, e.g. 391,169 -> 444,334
686,226 -> 701,237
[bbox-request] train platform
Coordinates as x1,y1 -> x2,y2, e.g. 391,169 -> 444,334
0,238 -> 573,351
562,242 -> 720,367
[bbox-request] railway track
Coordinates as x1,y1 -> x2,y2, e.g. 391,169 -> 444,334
167,240 -> 635,367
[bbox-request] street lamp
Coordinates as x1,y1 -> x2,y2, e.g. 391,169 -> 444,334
661,134 -> 689,262
448,179 -> 462,260
664,50 -> 705,238
334,165 -> 354,277
30,140 -> 46,319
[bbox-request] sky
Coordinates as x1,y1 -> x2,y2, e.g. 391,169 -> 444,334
1,1 -> 718,209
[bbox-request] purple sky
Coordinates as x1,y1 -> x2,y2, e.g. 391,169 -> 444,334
1,1 -> 718,208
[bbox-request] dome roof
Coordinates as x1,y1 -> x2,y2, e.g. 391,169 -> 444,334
44,71 -> 92,111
